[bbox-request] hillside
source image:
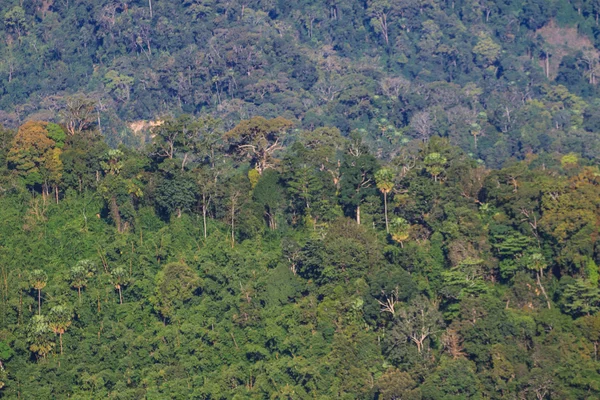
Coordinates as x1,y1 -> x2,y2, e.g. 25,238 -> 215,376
1,0 -> 600,164
0,1 -> 600,399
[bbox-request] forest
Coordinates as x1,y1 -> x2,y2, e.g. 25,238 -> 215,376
0,0 -> 599,399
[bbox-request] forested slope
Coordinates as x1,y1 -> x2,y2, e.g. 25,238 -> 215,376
0,117 -> 597,398
1,0 -> 600,399
2,0 -> 600,165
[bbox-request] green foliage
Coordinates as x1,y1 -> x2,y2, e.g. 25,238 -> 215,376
0,3 -> 599,392
45,123 -> 66,149
562,279 -> 600,316
153,262 -> 200,320
155,174 -> 197,220
421,358 -> 482,399
26,315 -> 54,360
0,128 -> 595,398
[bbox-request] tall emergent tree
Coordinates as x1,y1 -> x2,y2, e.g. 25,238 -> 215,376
375,168 -> 394,233
48,306 -> 72,355
225,116 -> 293,174
29,269 -> 47,315
26,315 -> 54,361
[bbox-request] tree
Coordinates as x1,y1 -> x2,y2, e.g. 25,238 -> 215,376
69,260 -> 96,301
225,116 -> 293,174
577,313 -> 600,361
4,6 -> 26,41
298,126 -> 346,187
375,168 -> 395,233
563,279 -> 600,317
153,262 -> 200,322
472,32 -> 501,69
253,170 -> 284,230
196,166 -> 218,239
43,147 -> 63,203
0,341 -> 12,390
98,149 -> 143,233
8,121 -> 56,191
61,95 -> 96,135
390,217 -> 410,248
151,115 -> 206,171
103,70 -> 134,102
155,174 -> 197,219
410,111 -> 433,141
524,252 -> 551,309
392,296 -> 444,353
421,358 -> 482,399
111,267 -> 129,304
48,306 -> 72,355
340,152 -> 378,224
26,315 -> 54,361
367,0 -> 393,45
376,368 -> 421,400
29,269 -> 47,315
424,152 -> 447,182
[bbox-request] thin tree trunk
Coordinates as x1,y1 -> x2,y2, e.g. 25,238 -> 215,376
37,289 -> 41,315
231,201 -> 235,248
384,192 -> 389,233
537,271 -> 551,309
77,287 -> 81,303
202,200 -> 207,239
59,333 -> 63,355
118,287 -> 123,304
356,204 -> 361,225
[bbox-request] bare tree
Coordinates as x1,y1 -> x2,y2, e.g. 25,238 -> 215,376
62,95 -> 96,135
377,288 -> 400,316
380,76 -> 410,100
580,48 -> 600,85
410,111 -> 433,141
441,329 -> 466,359
392,296 -> 444,353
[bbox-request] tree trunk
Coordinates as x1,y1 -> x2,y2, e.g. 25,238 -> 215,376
110,196 -> 122,233
59,333 -> 63,355
231,201 -> 236,248
537,271 -> 551,309
77,287 -> 81,303
118,286 -> 123,304
202,200 -> 207,239
413,338 -> 423,353
356,204 -> 361,225
37,289 -> 41,315
181,153 -> 188,171
384,192 -> 389,234
54,185 -> 59,204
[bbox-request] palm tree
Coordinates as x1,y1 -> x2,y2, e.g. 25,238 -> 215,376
48,306 -> 72,355
26,315 -> 54,360
375,168 -> 394,233
69,260 -> 96,302
111,267 -> 128,304
29,269 -> 47,315
390,217 -> 410,248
